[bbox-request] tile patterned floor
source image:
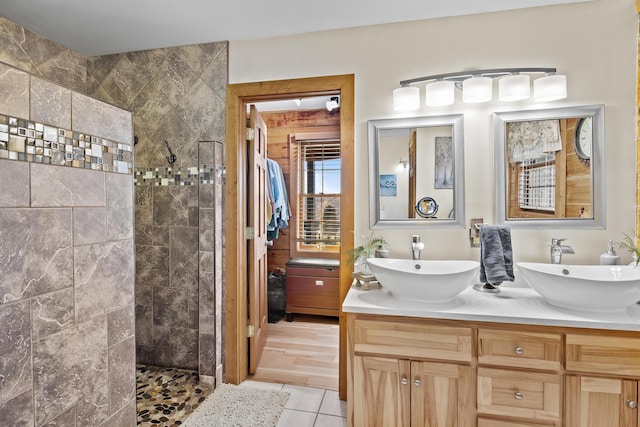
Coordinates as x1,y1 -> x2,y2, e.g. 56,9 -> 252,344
240,380 -> 348,427
136,366 -> 346,427
136,365 -> 211,426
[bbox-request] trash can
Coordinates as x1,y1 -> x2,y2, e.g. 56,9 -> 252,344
267,268 -> 286,323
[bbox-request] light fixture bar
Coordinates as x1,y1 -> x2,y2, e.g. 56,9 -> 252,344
399,67 -> 557,86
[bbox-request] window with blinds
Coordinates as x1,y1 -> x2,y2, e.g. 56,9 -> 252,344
296,139 -> 341,251
518,155 -> 556,211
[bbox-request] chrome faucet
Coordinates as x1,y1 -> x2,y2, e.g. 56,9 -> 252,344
411,235 -> 424,260
550,238 -> 575,264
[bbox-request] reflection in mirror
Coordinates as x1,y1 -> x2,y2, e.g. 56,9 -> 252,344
368,115 -> 465,229
494,105 -> 604,228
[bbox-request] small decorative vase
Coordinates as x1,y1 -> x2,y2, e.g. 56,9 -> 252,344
375,249 -> 390,258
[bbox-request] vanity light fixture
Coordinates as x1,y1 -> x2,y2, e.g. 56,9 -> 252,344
392,68 -> 566,111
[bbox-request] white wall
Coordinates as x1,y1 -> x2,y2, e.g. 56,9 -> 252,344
230,0 -> 637,265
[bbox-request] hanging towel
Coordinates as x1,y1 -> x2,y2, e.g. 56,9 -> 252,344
479,225 -> 515,284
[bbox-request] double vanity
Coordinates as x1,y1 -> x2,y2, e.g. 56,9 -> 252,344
343,261 -> 640,426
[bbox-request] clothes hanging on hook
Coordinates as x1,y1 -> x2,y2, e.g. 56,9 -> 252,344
266,158 -> 290,240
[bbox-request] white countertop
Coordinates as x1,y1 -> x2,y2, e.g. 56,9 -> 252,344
342,282 -> 640,332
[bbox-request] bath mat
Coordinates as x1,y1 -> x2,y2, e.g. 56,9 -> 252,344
182,383 -> 289,427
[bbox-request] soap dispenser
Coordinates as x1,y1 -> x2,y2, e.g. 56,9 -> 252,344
600,240 -> 621,265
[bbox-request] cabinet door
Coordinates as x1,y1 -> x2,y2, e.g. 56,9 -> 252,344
353,355 -> 410,427
566,375 -> 639,427
411,361 -> 474,427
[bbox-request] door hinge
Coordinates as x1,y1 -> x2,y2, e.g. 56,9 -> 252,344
246,128 -> 255,141
245,227 -> 254,239
247,324 -> 255,338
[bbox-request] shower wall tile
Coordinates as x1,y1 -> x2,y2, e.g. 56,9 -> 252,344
73,207 -> 107,246
103,398 -> 136,427
76,386 -> 109,427
199,251 -> 214,274
135,305 -> 153,346
153,186 -> 190,226
153,286 -> 189,329
198,333 -> 215,376
108,304 -> 135,346
72,92 -> 133,145
0,300 -> 32,403
0,62 -> 29,119
199,208 -> 214,251
0,390 -> 33,427
30,76 -> 72,129
168,328 -> 198,369
0,208 -> 73,303
135,284 -> 153,307
199,272 -> 215,318
170,267 -> 199,294
108,336 -> 135,413
31,164 -> 106,207
74,240 -> 134,323
136,246 -> 170,287
106,172 -> 134,240
31,287 -> 75,341
42,405 -> 75,427
170,227 -> 199,270
33,316 -> 108,425
0,159 -> 29,207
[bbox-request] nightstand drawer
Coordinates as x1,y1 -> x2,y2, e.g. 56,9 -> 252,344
566,333 -> 640,376
351,317 -> 472,362
477,367 -> 561,422
478,328 -> 562,371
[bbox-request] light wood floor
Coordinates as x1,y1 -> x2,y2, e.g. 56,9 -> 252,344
248,315 -> 339,390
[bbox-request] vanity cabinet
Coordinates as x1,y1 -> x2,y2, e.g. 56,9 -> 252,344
565,332 -> 640,426
348,315 -> 475,427
347,312 -> 640,427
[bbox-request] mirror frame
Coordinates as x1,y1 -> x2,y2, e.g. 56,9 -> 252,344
368,114 -> 465,229
493,104 -> 605,229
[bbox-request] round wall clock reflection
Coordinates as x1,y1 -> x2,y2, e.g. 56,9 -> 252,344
416,197 -> 438,218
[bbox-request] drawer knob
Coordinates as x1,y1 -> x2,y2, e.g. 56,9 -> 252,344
628,400 -> 638,409
401,378 -> 408,385
414,379 -> 421,387
514,346 -> 524,355
514,391 -> 523,400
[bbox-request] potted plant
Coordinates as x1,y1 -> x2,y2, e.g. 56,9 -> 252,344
618,229 -> 640,266
348,233 -> 389,274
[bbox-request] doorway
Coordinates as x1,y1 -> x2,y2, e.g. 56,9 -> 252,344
225,74 -> 354,400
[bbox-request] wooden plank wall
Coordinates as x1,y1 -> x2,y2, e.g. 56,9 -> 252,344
262,108 -> 341,273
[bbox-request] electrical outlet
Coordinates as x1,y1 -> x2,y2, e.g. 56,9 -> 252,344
471,237 -> 481,248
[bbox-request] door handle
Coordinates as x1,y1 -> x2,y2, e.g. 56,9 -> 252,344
266,240 -> 274,247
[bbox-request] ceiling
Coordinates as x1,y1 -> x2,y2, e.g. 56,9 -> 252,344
1,0 -> 590,56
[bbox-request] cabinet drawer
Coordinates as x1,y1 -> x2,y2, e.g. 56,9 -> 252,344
478,328 -> 562,371
286,276 -> 339,310
478,418 -> 554,427
286,265 -> 339,278
351,317 -> 472,362
566,333 -> 640,376
477,367 -> 561,422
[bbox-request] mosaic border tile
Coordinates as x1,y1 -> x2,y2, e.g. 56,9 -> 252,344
134,164 -> 221,186
0,114 -> 133,174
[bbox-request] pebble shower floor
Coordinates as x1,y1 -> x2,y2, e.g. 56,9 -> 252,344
136,365 -> 211,426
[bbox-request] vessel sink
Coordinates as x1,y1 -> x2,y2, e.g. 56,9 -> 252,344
366,258 -> 480,303
517,262 -> 640,312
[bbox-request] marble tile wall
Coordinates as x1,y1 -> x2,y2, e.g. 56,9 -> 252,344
0,16 -> 87,93
87,41 -> 228,374
0,56 -> 136,427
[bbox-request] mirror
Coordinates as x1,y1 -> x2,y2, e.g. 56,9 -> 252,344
494,105 -> 605,229
368,114 -> 465,229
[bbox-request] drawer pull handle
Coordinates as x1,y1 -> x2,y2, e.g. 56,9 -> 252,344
401,378 -> 408,385
514,391 -> 523,400
628,400 -> 638,409
414,379 -> 421,387
514,346 -> 524,355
